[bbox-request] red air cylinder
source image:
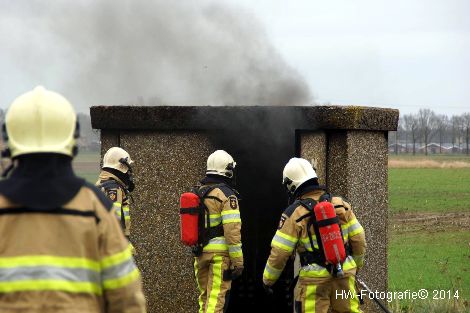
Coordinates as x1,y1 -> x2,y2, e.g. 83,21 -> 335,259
180,192 -> 200,246
314,201 -> 346,267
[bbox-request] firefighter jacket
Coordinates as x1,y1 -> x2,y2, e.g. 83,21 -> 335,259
198,176 -> 243,269
0,182 -> 146,313
97,171 -> 131,237
263,189 -> 366,286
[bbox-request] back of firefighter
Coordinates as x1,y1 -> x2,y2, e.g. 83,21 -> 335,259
0,86 -> 146,313
193,150 -> 243,313
263,158 -> 366,313
96,147 -> 134,239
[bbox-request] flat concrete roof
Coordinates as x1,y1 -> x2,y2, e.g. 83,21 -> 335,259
90,105 -> 399,131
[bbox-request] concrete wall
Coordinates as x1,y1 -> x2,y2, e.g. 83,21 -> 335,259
103,131 -> 213,312
94,105 -> 397,313
301,130 -> 388,312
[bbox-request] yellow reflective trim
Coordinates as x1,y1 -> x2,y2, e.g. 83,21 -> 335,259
113,203 -> 122,207
343,256 -> 357,270
222,218 -> 241,224
194,258 -> 204,313
349,276 -> 361,312
103,268 -> 140,290
122,206 -> 130,212
299,268 -> 329,278
300,236 -> 319,249
0,280 -> 102,295
100,246 -> 133,269
124,216 -> 131,221
300,257 -> 357,278
263,268 -> 277,281
207,255 -> 223,312
203,244 -> 228,251
263,262 -> 282,281
276,230 -> 297,243
229,251 -> 243,258
0,255 -> 100,272
305,284 -> 317,312
349,226 -> 364,237
271,240 -> 294,253
221,210 -> 239,216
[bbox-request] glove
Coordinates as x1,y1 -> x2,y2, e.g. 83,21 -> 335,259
353,254 -> 365,269
263,283 -> 274,296
231,267 -> 243,280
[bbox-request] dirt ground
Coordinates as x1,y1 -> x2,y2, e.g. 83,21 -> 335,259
390,211 -> 470,234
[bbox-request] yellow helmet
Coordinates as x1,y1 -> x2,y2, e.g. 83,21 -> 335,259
3,86 -> 78,158
103,147 -> 134,173
206,150 -> 236,178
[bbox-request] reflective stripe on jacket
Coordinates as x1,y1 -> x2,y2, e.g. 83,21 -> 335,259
263,189 -> 366,285
199,184 -> 244,268
97,171 -> 131,237
0,184 -> 146,313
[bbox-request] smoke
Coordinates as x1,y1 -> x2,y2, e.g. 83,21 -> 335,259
1,0 -> 311,110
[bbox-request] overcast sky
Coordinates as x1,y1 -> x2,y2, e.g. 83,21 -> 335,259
1,0 -> 469,115
228,0 -> 470,115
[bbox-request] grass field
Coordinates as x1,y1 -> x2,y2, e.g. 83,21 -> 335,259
389,231 -> 470,299
72,151 -> 100,183
389,168 -> 470,213
389,154 -> 470,312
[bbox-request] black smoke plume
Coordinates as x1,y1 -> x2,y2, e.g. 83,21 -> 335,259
1,0 -> 311,110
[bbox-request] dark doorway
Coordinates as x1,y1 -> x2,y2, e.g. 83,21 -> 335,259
207,108 -> 306,312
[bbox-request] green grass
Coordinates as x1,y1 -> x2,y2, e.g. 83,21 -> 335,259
73,151 -> 100,183
389,231 -> 470,303
74,151 -> 100,163
389,168 -> 470,213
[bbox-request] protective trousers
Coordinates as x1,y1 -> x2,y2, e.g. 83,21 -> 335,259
294,276 -> 362,313
194,252 -> 232,313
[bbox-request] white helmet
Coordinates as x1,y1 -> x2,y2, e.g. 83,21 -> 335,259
103,147 -> 134,173
3,86 -> 78,158
206,150 -> 236,178
282,158 -> 317,194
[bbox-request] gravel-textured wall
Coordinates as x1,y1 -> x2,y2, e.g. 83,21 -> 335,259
95,105 -> 397,313
117,131 -> 213,312
327,130 -> 388,313
299,131 -> 327,185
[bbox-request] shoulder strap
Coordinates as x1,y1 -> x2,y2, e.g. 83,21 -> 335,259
295,198 -> 317,223
98,179 -> 121,191
191,184 -> 226,252
195,184 -> 224,203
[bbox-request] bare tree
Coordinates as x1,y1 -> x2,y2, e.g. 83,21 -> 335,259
434,114 -> 448,154
462,113 -> 470,155
418,109 -> 437,155
395,118 -> 405,154
451,115 -> 461,152
403,113 -> 419,155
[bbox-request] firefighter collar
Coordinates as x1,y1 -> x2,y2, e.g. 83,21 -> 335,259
293,182 -> 326,200
0,154 -> 85,209
200,175 -> 233,186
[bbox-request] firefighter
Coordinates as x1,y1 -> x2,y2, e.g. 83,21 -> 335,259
97,147 -> 134,240
262,158 -> 366,313
0,86 -> 146,312
193,150 -> 244,313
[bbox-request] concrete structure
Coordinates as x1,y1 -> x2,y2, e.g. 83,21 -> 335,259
91,105 -> 399,313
